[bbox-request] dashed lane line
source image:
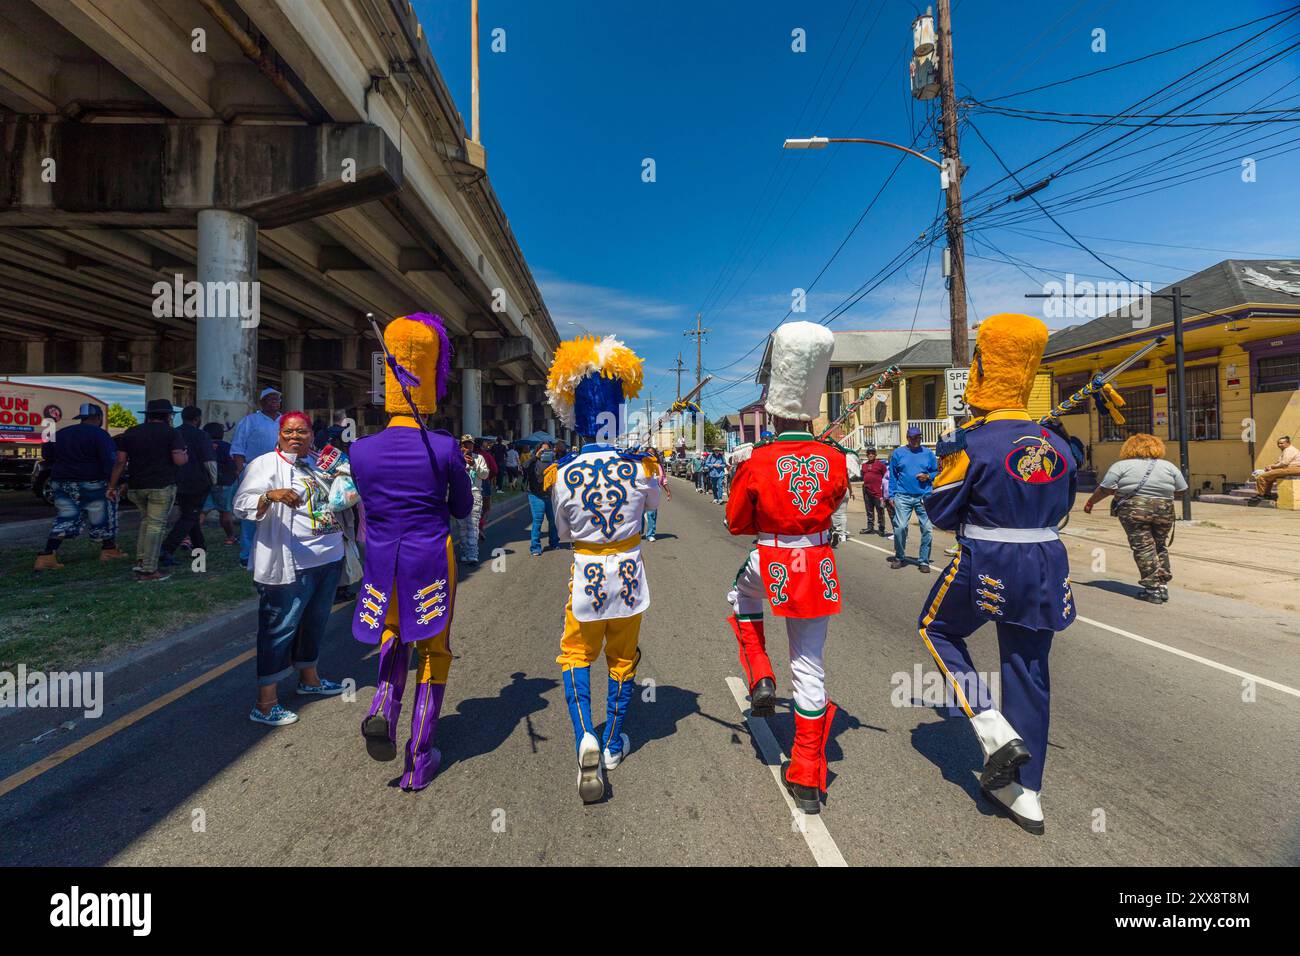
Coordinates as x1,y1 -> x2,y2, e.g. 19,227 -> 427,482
845,536 -> 1300,700
724,676 -> 848,868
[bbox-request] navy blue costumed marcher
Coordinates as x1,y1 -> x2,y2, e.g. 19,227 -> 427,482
916,312 -> 1076,835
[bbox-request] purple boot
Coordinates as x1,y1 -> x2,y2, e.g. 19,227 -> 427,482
362,639 -> 411,762
400,682 -> 446,792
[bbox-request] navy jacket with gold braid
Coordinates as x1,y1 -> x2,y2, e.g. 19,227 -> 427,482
929,409 -> 1077,632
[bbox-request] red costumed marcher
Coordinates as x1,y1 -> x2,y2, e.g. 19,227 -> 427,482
725,322 -> 848,814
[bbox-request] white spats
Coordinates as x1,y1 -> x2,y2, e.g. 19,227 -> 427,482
983,781 -> 1045,834
602,732 -> 630,770
577,732 -> 605,803
764,321 -> 835,421
969,708 -> 1020,760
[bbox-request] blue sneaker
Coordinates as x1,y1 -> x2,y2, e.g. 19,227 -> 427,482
249,703 -> 298,726
296,678 -> 345,697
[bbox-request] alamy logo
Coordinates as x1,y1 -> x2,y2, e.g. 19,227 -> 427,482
49,886 -> 151,936
152,273 -> 260,328
0,665 -> 103,718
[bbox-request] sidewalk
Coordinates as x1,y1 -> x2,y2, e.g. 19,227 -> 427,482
840,492 -> 1300,614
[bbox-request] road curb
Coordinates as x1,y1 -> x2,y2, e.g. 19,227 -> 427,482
0,597 -> 260,749
0,494 -> 534,745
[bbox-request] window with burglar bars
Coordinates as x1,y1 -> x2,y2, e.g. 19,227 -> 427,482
1100,386 -> 1152,441
826,367 -> 843,422
1256,353 -> 1300,393
1167,365 -> 1220,441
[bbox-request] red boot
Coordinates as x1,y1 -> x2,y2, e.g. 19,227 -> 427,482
727,614 -> 776,716
783,701 -> 838,814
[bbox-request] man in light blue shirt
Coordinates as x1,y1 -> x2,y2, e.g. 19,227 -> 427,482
706,448 -> 727,503
888,425 -> 939,572
230,386 -> 283,567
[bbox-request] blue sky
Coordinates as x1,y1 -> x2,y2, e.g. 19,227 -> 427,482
23,0 -> 1300,420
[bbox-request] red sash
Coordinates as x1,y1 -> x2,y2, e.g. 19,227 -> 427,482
757,543 -> 841,618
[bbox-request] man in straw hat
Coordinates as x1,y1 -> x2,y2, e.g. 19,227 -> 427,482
916,313 -> 1077,834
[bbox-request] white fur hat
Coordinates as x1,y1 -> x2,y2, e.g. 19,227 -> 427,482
764,322 -> 835,422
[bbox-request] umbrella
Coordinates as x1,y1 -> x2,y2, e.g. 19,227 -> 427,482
517,430 -> 557,446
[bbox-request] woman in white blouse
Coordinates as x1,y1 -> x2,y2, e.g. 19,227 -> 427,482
234,411 -> 346,725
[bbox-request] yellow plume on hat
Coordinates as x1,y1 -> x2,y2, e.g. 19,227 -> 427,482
962,313 -> 1049,412
383,313 -> 450,414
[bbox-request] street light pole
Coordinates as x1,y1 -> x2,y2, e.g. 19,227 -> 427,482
1171,286 -> 1192,521
936,0 -> 968,368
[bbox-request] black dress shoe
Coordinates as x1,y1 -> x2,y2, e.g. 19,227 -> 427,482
749,677 -> 776,717
980,738 -> 1031,791
362,715 -> 397,762
782,763 -> 821,814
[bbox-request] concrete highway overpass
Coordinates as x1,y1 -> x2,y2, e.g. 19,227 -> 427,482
0,0 -> 560,438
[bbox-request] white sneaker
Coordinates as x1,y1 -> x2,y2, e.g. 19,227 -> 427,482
982,780 -> 1045,835
577,732 -> 605,803
945,545 -> 960,556
646,535 -> 655,542
602,732 -> 630,770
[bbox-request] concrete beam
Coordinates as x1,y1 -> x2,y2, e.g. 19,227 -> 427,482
0,14 -> 58,112
32,0 -> 215,117
0,119 -> 402,229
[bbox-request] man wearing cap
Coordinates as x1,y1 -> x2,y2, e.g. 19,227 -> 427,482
231,387 -> 283,568
159,405 -> 216,567
34,403 -> 128,571
725,322 -> 849,815
108,399 -> 188,581
453,435 -> 490,564
916,313 -> 1077,835
887,425 -> 939,573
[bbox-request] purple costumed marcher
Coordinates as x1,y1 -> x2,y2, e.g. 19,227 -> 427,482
349,312 -> 472,791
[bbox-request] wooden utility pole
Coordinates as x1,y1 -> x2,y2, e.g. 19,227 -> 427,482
684,313 -> 709,392
470,0 -> 480,142
936,0 -> 969,368
673,352 -> 686,401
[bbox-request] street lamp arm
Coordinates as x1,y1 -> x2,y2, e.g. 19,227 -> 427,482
825,138 -> 945,170
783,135 -> 944,171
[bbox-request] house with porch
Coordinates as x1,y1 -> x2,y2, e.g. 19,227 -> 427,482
749,328 -> 948,439
1038,259 -> 1300,507
841,337 -> 1053,451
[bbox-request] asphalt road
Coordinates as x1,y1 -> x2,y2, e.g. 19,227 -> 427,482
2,478 -> 1297,866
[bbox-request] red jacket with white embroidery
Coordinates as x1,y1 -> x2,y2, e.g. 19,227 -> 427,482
726,436 -> 849,536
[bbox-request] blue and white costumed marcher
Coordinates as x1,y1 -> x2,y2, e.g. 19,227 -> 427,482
917,313 -> 1076,835
544,335 -> 659,804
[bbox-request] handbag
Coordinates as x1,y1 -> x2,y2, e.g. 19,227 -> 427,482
342,536 -> 364,585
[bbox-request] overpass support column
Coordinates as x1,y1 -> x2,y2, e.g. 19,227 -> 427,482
283,371 -> 305,412
196,209 -> 258,429
461,368 -> 482,438
25,341 -> 46,374
145,373 -> 175,406
517,385 -> 532,438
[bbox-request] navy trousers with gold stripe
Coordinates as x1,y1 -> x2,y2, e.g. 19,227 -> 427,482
917,548 -> 1054,792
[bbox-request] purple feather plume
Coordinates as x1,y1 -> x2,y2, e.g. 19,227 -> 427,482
403,311 -> 452,401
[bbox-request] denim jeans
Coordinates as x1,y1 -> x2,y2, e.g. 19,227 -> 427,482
127,485 -> 176,573
528,492 -> 559,554
643,509 -> 658,538
255,559 -> 343,686
892,493 -> 932,564
49,479 -> 116,541
711,475 -> 725,500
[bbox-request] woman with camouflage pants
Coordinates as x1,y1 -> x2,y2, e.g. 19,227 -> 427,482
1082,433 -> 1187,604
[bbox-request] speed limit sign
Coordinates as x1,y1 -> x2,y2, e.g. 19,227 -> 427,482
945,367 -> 970,417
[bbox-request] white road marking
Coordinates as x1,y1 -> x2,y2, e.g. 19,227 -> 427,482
724,675 -> 848,868
845,536 -> 1300,700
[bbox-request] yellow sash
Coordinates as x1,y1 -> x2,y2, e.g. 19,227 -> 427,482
573,534 -> 641,555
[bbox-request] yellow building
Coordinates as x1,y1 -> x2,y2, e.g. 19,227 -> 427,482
1039,260 -> 1300,496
